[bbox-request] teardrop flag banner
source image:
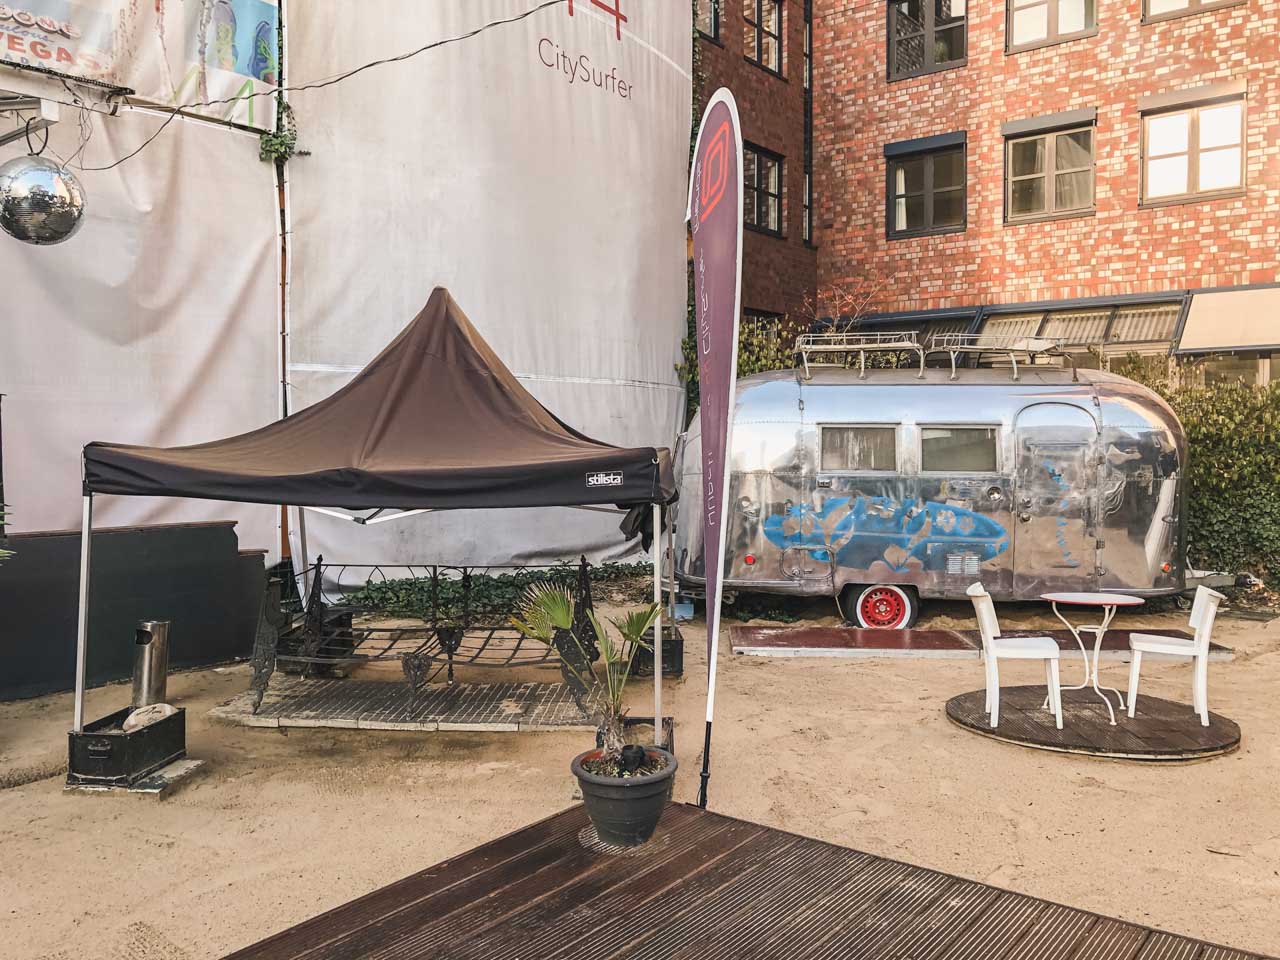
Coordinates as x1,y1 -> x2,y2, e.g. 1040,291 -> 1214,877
686,88 -> 743,809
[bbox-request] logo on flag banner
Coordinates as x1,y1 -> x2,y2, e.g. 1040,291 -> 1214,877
687,88 -> 742,808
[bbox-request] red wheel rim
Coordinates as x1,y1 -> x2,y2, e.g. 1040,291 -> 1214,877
860,586 -> 907,629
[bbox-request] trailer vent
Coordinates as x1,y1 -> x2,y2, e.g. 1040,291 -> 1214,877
946,552 -> 982,576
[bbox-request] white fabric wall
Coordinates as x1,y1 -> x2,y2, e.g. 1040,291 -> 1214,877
0,101 -> 281,557
286,1 -> 692,566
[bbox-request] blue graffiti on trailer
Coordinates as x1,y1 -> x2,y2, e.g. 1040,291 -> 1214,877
1043,460 -> 1082,568
762,496 -> 1009,572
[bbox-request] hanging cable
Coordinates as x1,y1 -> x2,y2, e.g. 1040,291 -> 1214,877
70,0 -> 570,172
23,116 -> 49,156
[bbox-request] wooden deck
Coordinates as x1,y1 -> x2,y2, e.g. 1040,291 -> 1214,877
947,685 -> 1241,760
223,803 -> 1271,960
730,625 -> 1230,661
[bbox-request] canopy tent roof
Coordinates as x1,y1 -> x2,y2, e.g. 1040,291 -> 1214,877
84,287 -> 676,510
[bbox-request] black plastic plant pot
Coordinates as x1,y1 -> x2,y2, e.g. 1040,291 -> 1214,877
571,747 -> 678,847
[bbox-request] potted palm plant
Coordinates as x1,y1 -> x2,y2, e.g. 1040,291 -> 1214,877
511,582 -> 677,847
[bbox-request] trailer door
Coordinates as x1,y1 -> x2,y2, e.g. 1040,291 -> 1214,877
1013,403 -> 1099,596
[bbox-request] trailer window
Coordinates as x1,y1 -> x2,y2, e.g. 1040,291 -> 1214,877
921,426 -> 998,472
821,426 -> 897,471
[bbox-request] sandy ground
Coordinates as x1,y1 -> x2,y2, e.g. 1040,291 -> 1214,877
2,598 -> 1279,959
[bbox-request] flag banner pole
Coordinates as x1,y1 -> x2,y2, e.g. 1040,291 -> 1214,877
685,88 -> 743,809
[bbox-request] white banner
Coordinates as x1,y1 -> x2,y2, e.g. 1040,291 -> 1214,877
286,0 -> 691,566
0,106 -> 281,558
0,0 -> 279,129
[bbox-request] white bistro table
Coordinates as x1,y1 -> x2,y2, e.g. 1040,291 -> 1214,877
1041,592 -> 1145,725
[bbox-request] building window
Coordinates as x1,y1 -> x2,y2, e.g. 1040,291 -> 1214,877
888,0 -> 967,81
1142,98 -> 1244,204
697,0 -> 720,40
821,426 -> 898,472
1007,0 -> 1096,51
921,426 -> 998,472
1006,126 -> 1094,221
745,144 -> 783,235
1144,0 -> 1246,23
887,144 -> 966,239
744,0 -> 782,73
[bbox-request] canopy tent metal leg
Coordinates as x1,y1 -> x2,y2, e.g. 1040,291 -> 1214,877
72,493 -> 93,733
652,503 -> 663,748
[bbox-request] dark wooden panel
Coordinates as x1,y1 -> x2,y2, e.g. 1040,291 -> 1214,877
434,813 -> 757,960
0,521 -> 262,701
222,805 -> 1275,960
1001,903 -> 1096,959
947,686 -> 1240,760
865,879 -> 1005,959
731,625 -> 973,651
324,810 -> 706,960
553,823 -> 802,960
612,840 -> 872,958
666,854 -> 910,959
781,864 -> 958,959
223,805 -> 593,959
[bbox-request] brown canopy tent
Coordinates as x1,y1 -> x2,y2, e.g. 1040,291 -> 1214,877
72,288 -> 677,734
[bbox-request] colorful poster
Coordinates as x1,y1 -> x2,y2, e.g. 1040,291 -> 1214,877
687,87 -> 743,808
0,0 -> 279,130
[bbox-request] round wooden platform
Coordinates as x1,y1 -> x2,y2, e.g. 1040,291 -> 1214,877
946,685 -> 1241,761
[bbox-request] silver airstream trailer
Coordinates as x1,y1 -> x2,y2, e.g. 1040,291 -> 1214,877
673,334 -> 1186,629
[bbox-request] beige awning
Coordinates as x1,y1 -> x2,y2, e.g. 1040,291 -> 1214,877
1178,288 -> 1280,353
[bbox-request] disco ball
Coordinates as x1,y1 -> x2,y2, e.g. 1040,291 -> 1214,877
0,154 -> 86,245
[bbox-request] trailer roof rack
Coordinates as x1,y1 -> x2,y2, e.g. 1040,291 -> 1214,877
794,331 -> 926,380
925,333 -> 1078,382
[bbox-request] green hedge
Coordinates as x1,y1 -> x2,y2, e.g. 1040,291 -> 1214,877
1114,357 -> 1280,580
341,562 -> 651,620
1169,380 -> 1280,579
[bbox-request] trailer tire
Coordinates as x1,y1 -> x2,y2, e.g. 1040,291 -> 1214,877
844,584 -> 919,630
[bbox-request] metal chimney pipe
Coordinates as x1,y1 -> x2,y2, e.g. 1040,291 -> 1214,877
131,620 -> 171,708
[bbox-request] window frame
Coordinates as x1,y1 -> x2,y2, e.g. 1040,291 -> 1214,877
885,143 -> 967,240
887,0 -> 968,82
696,0 -> 721,41
818,424 -> 901,474
1142,0 -> 1246,25
744,0 -> 784,76
1004,123 -> 1096,224
919,424 -> 1002,475
1139,97 -> 1246,208
744,142 -> 785,237
1005,0 -> 1099,54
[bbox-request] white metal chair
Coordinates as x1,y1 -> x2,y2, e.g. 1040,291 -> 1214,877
1127,585 -> 1225,727
967,583 -> 1063,729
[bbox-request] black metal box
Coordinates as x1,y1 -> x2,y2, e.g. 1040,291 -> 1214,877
631,624 -> 684,678
67,706 -> 186,788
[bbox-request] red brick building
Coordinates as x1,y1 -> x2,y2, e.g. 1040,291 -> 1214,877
696,0 -> 818,327
809,0 -> 1280,380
